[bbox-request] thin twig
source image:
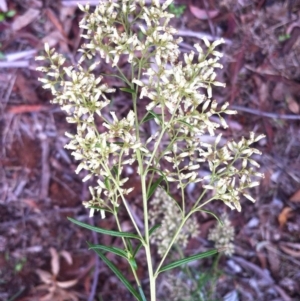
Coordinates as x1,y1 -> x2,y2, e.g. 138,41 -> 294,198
5,49 -> 36,62
176,29 -> 232,44
231,105 -> 300,120
0,61 -> 29,68
203,0 -> 215,37
40,137 -> 51,200
232,256 -> 274,285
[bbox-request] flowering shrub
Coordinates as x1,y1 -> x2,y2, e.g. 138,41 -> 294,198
36,0 -> 264,300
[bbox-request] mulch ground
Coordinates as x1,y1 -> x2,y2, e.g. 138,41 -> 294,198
1,0 -> 300,300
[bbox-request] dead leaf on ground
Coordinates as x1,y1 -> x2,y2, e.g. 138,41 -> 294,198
286,93 -> 299,114
289,189 -> 300,202
36,269 -> 53,285
278,207 -> 293,228
57,279 -> 78,289
189,5 -> 219,20
50,247 -> 60,277
60,250 -> 73,265
12,8 -> 40,31
279,242 -> 300,258
35,248 -> 78,301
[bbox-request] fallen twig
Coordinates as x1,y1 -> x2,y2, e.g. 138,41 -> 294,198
231,105 -> 300,120
0,61 -> 29,68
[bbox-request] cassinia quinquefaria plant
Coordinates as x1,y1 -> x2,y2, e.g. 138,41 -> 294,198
36,0 -> 265,300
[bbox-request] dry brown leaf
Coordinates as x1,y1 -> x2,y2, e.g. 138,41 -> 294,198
278,207 -> 293,228
12,8 -> 40,31
36,269 -> 53,284
60,250 -> 73,265
286,93 -> 299,114
50,247 -> 60,277
189,5 -> 219,20
57,279 -> 78,289
289,189 -> 300,202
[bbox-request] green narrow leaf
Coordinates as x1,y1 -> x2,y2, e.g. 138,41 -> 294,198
88,243 -> 142,301
128,256 -> 138,271
178,119 -> 193,129
111,165 -> 119,176
141,111 -> 162,124
158,249 -> 218,274
89,244 -> 128,259
120,87 -> 136,94
125,238 -> 134,254
133,224 -> 161,257
90,244 -> 138,271
68,218 -> 142,241
146,168 -> 170,192
146,176 -> 164,200
104,176 -> 110,190
138,286 -> 147,301
112,141 -> 125,146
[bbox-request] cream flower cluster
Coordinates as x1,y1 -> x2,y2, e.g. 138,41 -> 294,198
36,0 -> 264,215
208,213 -> 235,256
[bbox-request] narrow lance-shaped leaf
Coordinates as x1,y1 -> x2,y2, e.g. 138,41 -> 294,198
89,243 -> 138,271
88,242 -> 142,301
147,176 -> 164,200
120,87 -> 136,94
158,249 -> 219,274
146,168 -> 170,192
68,218 -> 142,241
138,286 -> 147,301
141,110 -> 162,124
89,244 -> 128,259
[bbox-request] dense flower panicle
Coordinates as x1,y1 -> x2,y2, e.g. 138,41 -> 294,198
208,213 -> 235,256
37,0 -> 264,214
165,274 -> 195,301
149,188 -> 199,256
